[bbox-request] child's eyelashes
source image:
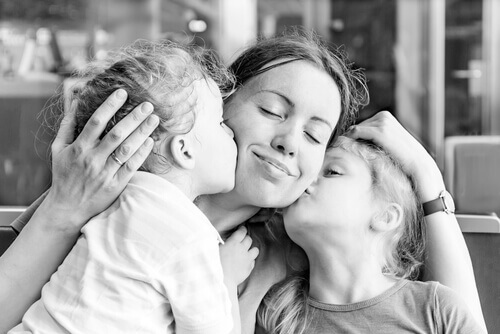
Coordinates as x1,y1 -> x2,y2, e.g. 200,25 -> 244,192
324,168 -> 342,177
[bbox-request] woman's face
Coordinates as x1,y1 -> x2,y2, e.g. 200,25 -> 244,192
223,60 -> 341,208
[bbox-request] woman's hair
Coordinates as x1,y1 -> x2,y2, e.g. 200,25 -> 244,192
227,27 -> 369,145
68,39 -> 235,173
257,136 -> 425,334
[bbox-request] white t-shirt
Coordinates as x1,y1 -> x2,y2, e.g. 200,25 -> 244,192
10,172 -> 232,334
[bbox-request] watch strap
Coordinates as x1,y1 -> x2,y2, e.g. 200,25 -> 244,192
422,197 -> 445,216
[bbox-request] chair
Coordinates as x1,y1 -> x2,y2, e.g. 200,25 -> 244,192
0,207 -> 24,256
445,136 -> 500,334
445,136 -> 500,215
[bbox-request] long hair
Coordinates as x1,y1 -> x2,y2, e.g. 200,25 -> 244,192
258,136 -> 425,334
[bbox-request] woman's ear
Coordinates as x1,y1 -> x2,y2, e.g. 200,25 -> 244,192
169,134 -> 195,170
371,203 -> 403,232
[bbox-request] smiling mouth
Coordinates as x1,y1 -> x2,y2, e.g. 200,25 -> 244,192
253,153 -> 295,177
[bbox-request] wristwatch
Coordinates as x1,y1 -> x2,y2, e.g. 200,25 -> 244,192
422,190 -> 455,216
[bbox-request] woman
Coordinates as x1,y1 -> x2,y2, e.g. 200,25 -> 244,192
0,30 -> 485,333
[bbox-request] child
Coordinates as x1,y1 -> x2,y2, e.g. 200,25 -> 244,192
10,40 -> 257,334
258,136 -> 486,333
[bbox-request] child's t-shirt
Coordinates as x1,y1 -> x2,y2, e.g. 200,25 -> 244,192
306,279 -> 485,334
10,171 -> 232,334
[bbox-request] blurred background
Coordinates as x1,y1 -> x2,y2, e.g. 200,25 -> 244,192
0,0 -> 498,206
0,0 -> 499,332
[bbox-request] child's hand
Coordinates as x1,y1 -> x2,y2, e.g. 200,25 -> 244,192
220,226 -> 259,287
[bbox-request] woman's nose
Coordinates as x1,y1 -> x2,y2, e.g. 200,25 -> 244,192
271,126 -> 300,157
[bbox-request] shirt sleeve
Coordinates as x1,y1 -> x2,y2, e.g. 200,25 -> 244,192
10,190 -> 48,234
434,283 -> 487,334
155,235 -> 233,334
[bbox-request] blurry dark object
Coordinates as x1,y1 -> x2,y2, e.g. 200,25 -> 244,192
0,0 -> 87,25
0,79 -> 59,206
0,226 -> 17,257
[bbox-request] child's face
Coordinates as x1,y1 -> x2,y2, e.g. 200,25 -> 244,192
283,146 -> 379,244
190,78 -> 237,194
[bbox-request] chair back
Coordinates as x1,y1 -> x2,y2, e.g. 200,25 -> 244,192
445,136 -> 500,215
445,136 -> 500,333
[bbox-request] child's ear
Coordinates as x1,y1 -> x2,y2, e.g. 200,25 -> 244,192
169,134 -> 195,170
371,203 -> 403,232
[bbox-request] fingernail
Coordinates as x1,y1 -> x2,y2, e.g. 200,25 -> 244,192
145,137 -> 154,147
141,102 -> 153,114
116,89 -> 127,99
146,115 -> 159,126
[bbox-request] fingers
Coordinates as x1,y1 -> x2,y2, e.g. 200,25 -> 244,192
226,225 -> 248,243
345,110 -> 394,142
52,100 -> 77,154
115,137 -> 154,182
77,89 -> 128,145
99,102 -> 156,158
248,246 -> 259,260
108,108 -> 158,165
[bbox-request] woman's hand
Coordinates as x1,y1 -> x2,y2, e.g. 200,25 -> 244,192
44,89 -> 159,234
0,90 -> 160,333
346,110 -> 445,201
348,111 -> 487,331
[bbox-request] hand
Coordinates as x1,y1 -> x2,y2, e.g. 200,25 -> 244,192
219,226 -> 259,287
346,111 -> 445,201
44,89 -> 159,233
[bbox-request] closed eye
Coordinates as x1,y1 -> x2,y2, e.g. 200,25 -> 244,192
305,132 -> 320,144
260,108 -> 283,119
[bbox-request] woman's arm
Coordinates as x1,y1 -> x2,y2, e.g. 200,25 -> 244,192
348,111 -> 486,331
0,90 -> 159,332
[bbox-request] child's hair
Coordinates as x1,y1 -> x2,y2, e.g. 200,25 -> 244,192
67,39 -> 235,173
257,136 -> 425,334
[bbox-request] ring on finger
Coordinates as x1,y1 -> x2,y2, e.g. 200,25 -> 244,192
110,152 -> 125,166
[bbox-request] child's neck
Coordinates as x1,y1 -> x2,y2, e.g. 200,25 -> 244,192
196,191 -> 261,238
306,240 -> 398,305
158,172 -> 199,202
159,171 -> 260,237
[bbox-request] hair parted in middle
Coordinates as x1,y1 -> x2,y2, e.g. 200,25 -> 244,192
227,27 -> 369,145
70,39 -> 235,174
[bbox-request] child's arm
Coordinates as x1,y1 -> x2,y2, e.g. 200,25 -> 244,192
347,110 -> 486,331
434,283 -> 487,333
0,92 -> 157,333
220,226 -> 260,334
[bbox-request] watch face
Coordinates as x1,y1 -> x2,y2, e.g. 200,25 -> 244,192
442,191 -> 456,213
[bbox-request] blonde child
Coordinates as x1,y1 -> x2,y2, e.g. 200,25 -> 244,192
258,136 -> 485,333
10,40 -> 257,334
